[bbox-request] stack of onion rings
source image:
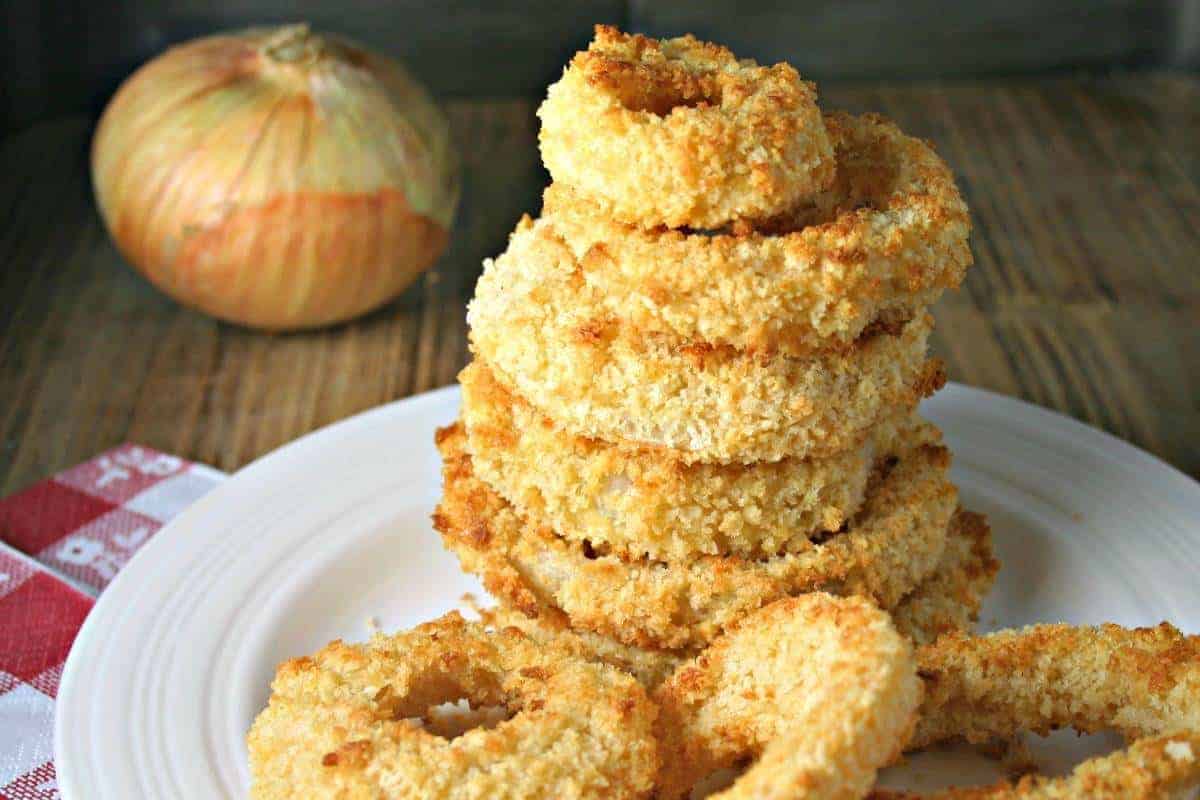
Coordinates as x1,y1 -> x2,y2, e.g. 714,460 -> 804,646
247,613 -> 660,798
435,421 -> 958,650
538,25 -> 835,229
460,358 -> 943,561
472,509 -> 998,692
468,214 -> 945,464
248,26 -> 1200,799
541,111 -> 970,358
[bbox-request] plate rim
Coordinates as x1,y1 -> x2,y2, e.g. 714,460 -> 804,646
54,381 -> 1200,798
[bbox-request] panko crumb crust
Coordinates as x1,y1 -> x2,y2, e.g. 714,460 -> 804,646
434,421 -> 958,650
542,111 -> 971,357
870,734 -> 1200,799
912,623 -> 1200,748
472,508 -> 997,692
872,624 -> 1200,799
460,358 -> 944,561
890,510 -> 999,647
539,25 -> 835,229
654,594 -> 921,799
468,213 -> 945,464
246,613 -> 659,799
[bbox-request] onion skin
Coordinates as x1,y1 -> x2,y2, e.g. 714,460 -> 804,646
91,25 -> 458,330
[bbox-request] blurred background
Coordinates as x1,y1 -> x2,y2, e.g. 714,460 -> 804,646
5,0 -> 1200,130
1,1 -> 1198,489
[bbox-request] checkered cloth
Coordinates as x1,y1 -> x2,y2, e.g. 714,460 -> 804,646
0,445 -> 223,800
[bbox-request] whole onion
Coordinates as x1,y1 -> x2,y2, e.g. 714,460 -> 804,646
91,24 -> 459,330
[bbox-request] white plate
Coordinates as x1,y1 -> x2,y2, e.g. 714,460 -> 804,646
56,383 -> 1200,799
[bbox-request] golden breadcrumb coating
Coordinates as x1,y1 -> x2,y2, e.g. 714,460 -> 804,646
654,594 -> 921,799
538,25 -> 835,229
473,600 -> 686,693
542,111 -> 970,357
472,508 -> 997,692
890,510 -> 999,647
871,734 -> 1200,799
911,623 -> 1200,747
468,214 -> 944,464
461,358 -> 943,560
872,623 -> 1200,798
246,613 -> 659,799
434,422 -> 957,650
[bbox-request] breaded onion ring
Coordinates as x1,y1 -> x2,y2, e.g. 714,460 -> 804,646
246,612 -> 659,799
873,737 -> 1200,799
468,215 -> 944,464
877,623 -> 1200,799
461,358 -> 942,560
542,111 -> 971,357
434,422 -> 957,650
654,594 -> 922,800
538,25 -> 835,230
473,508 -> 997,692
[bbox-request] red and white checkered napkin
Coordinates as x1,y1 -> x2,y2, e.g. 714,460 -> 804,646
0,445 -> 224,800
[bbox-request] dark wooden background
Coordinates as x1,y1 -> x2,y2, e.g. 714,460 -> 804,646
5,0 -> 1200,131
1,1 -> 1198,493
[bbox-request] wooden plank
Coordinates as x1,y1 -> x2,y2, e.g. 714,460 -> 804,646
631,0 -> 1176,80
1,75 -> 1198,495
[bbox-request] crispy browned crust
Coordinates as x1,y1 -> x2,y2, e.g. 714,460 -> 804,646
246,613 -> 659,799
912,623 -> 1200,746
468,213 -> 945,464
538,25 -> 834,229
434,421 -> 957,650
870,734 -> 1200,798
471,508 -> 997,694
890,511 -> 999,647
869,624 -> 1200,798
654,594 -> 922,799
473,600 -> 687,696
460,358 -> 944,560
542,111 -> 971,356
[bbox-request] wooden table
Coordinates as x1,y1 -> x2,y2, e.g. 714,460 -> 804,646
2,73 -> 1197,493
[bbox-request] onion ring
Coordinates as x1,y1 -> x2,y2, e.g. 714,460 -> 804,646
473,508 -> 997,692
247,612 -> 659,799
433,421 -> 957,650
468,215 -> 944,464
460,358 -> 942,560
542,111 -> 971,357
874,623 -> 1200,798
537,25 -> 835,230
654,593 -> 922,799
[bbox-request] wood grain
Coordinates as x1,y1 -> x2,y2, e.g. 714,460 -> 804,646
1,74 -> 1197,494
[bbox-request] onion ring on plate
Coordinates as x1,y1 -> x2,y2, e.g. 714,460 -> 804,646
537,25 -> 835,230
468,215 -> 944,464
473,508 -> 997,692
460,358 -> 942,561
434,422 -> 956,650
247,612 -> 659,799
654,593 -> 922,800
872,624 -> 1200,799
542,111 -> 971,357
